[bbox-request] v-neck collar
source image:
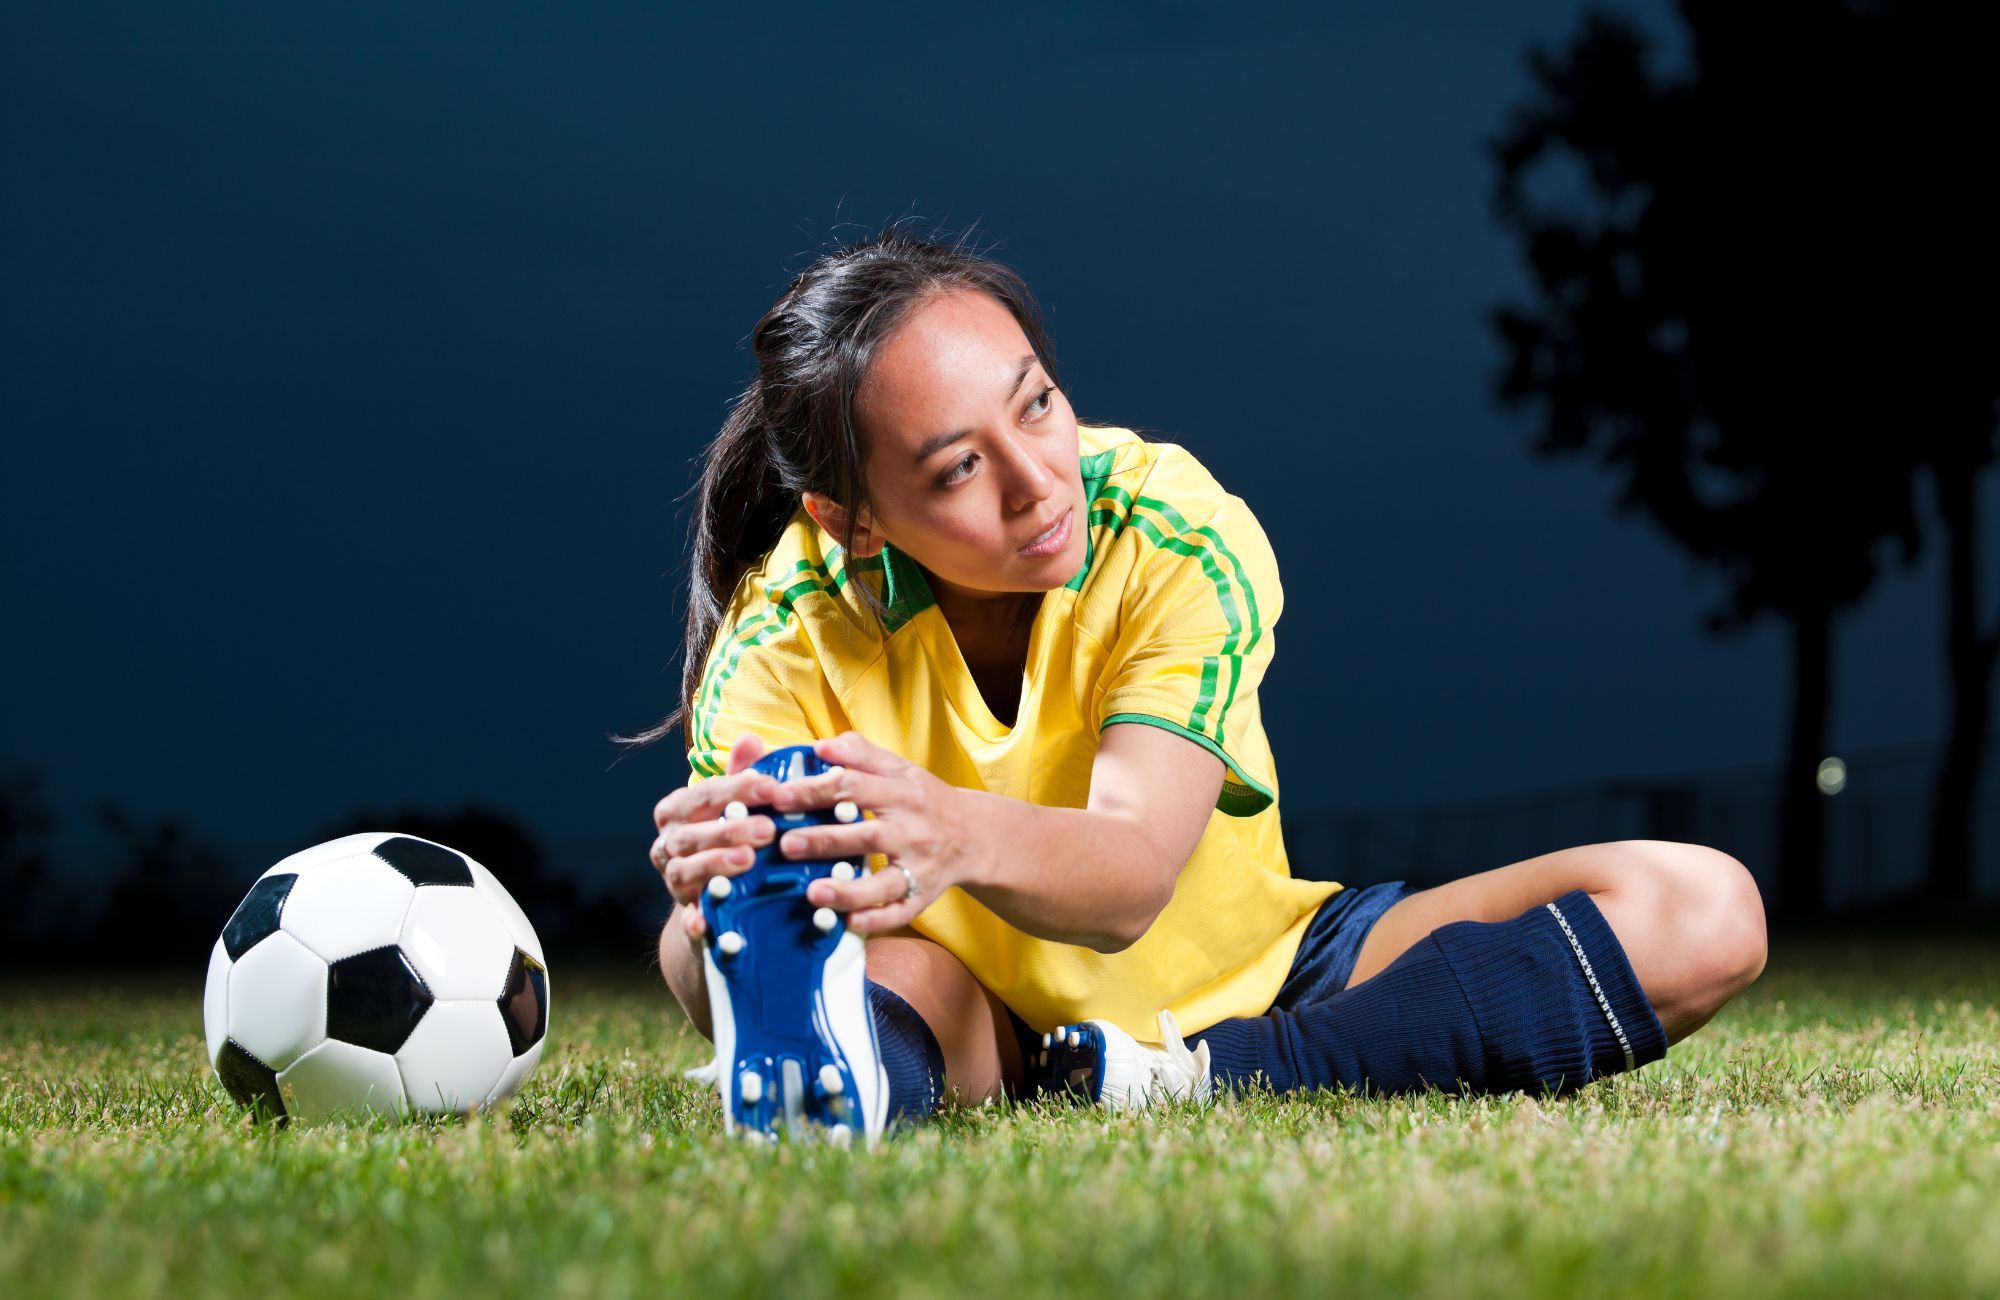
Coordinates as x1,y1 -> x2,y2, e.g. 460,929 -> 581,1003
919,586 -> 1053,742
878,550 -> 1056,743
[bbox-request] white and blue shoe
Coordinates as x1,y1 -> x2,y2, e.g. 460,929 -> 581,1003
1027,1011 -> 1213,1111
694,744 -> 890,1146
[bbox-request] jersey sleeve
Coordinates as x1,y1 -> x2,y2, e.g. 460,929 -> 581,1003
684,623 -> 830,781
1091,463 -> 1284,817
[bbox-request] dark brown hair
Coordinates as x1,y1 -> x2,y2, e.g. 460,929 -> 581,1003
622,221 -> 1063,750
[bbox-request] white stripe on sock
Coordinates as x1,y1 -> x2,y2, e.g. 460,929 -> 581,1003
1545,901 -> 1636,1074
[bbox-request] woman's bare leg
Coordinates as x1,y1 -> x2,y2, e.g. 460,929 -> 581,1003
862,930 -> 1021,1103
658,910 -> 1018,1103
1344,839 -> 1768,1046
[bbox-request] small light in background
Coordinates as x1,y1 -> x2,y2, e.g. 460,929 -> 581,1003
1816,756 -> 1848,796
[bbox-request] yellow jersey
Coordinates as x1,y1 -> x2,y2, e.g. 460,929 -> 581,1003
686,423 -> 1341,1039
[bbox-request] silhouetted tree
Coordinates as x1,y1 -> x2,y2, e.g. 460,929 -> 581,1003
1488,0 -> 1997,914
1921,399 -> 1999,903
94,803 -> 238,966
318,805 -> 625,959
0,769 -> 56,950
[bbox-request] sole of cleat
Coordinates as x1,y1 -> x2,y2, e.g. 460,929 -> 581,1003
1019,1020 -> 1108,1105
699,744 -> 891,1146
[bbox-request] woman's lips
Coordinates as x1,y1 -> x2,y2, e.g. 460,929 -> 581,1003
1018,507 -> 1073,557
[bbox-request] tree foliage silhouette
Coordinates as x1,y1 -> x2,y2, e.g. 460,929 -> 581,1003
1489,0 -> 1997,914
1,769 -> 57,949
94,803 -> 238,965
319,805 -> 646,962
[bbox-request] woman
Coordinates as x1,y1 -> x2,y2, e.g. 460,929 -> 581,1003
639,224 -> 1768,1131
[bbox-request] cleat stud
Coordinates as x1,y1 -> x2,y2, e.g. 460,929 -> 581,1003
723,800 -> 749,820
1067,1030 -> 1081,1049
819,1063 -> 844,1094
781,1060 -> 807,1134
832,861 -> 857,881
707,875 -> 733,900
828,1123 -> 853,1146
833,800 -> 859,824
718,931 -> 745,956
739,1070 -> 763,1104
812,907 -> 838,934
1041,1032 -> 1053,1049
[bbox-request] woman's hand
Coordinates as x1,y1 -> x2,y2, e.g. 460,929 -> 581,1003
774,730 -> 981,936
650,733 -> 784,951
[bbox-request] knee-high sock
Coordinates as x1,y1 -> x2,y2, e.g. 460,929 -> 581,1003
866,980 -> 946,1120
1191,889 -> 1668,1097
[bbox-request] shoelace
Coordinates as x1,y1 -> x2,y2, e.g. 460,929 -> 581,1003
1146,1011 -> 1214,1103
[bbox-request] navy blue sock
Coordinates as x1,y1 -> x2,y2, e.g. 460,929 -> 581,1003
1191,889 -> 1668,1097
866,980 -> 946,1121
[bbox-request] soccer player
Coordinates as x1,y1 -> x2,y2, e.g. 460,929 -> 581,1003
640,224 -> 1767,1130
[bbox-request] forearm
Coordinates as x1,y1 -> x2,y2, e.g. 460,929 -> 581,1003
951,788 -> 1176,953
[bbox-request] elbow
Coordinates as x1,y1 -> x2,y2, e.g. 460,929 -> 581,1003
1084,875 -> 1177,955
1083,925 -> 1142,956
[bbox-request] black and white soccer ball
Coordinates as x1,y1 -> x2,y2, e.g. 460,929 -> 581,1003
202,832 -> 550,1123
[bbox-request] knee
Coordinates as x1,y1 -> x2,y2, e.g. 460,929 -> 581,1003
1620,840 -> 1767,992
657,914 -> 713,1040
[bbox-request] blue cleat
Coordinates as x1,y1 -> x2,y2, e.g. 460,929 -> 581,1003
1021,1012 -> 1212,1111
696,744 -> 889,1145
1023,1021 -> 1112,1103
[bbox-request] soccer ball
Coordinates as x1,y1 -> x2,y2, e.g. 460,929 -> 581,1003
202,832 -> 550,1123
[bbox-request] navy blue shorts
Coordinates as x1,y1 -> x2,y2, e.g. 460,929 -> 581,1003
1267,879 -> 1420,1013
1004,878 -> 1420,1058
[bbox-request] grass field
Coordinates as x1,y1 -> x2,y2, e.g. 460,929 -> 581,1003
4,936 -> 1997,1300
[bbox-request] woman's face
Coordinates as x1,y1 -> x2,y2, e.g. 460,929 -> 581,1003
838,289 -> 1084,621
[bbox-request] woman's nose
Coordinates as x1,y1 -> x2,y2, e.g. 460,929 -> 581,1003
996,430 -> 1055,507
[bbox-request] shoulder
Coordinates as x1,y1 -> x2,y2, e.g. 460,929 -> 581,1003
1070,424 -> 1281,611
700,509 -> 892,692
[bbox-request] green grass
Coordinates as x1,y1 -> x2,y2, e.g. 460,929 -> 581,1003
4,938 -> 1997,1299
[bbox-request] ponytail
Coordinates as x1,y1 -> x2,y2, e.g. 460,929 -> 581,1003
619,386 -> 796,750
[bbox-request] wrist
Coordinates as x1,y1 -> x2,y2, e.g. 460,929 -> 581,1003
940,783 -> 998,892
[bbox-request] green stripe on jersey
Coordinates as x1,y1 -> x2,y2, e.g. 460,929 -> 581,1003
1088,481 -> 1263,743
691,557 -> 848,766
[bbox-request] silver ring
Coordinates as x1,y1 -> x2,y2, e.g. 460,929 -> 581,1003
894,863 -> 920,902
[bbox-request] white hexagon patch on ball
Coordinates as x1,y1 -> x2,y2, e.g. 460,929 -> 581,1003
203,833 -> 550,1124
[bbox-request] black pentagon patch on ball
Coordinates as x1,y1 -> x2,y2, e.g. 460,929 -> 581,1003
216,1039 -> 288,1123
498,949 -> 548,1056
223,873 -> 298,960
371,836 -> 474,887
326,945 -> 434,1054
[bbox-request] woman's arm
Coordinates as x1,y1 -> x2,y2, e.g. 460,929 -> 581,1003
954,722 -> 1224,950
779,725 -> 1224,953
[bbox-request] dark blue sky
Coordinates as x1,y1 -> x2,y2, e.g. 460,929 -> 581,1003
3,2 -> 1979,879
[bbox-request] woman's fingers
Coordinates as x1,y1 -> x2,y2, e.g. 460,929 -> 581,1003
662,845 -> 762,905
654,767 -> 780,832
767,764 -> 900,815
656,811 -> 777,864
845,899 -> 924,935
724,732 -> 769,775
812,730 -> 911,777
806,859 -> 915,914
776,813 -> 887,863
658,732 -> 900,827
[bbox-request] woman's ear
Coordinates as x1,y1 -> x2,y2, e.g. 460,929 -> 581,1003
801,491 -> 885,557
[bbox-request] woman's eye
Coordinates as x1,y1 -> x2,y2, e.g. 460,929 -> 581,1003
1027,385 -> 1055,417
940,453 -> 977,487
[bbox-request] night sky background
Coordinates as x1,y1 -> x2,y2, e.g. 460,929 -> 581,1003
4,2 -> 1983,893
